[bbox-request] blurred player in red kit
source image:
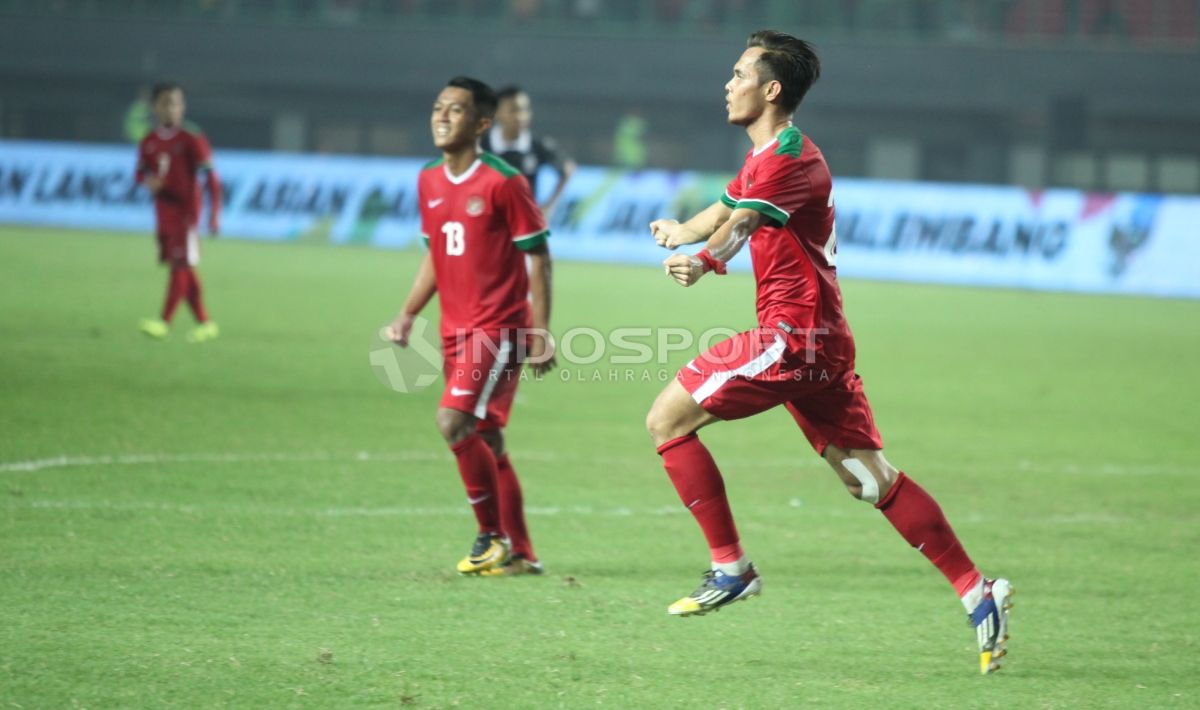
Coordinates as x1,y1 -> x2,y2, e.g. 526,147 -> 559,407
387,77 -> 554,576
646,31 -> 1013,674
136,82 -> 222,343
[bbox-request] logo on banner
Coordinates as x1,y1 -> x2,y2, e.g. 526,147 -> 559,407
1108,196 -> 1161,278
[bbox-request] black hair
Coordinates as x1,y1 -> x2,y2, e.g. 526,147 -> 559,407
746,30 -> 820,113
151,82 -> 182,101
446,76 -> 498,119
496,85 -> 525,103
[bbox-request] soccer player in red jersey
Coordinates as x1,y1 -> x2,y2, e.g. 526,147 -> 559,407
136,82 -> 222,343
387,77 -> 554,576
646,31 -> 1012,674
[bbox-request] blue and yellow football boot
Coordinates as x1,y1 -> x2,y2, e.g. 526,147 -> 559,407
971,578 -> 1015,674
668,564 -> 762,616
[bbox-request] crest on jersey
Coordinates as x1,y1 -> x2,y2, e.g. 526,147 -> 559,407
466,196 -> 485,216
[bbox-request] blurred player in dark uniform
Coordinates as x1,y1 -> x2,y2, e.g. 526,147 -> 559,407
387,77 -> 554,576
482,86 -> 575,218
136,82 -> 222,343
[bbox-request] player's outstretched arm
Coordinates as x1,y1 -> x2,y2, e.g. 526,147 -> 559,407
663,208 -> 763,287
386,253 -> 437,347
526,243 -> 556,375
649,200 -> 733,250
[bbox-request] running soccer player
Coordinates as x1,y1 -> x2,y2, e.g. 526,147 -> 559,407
646,31 -> 1013,674
481,86 -> 575,218
136,82 -> 221,343
387,77 -> 554,577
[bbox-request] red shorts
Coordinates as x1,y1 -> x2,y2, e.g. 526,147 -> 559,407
156,209 -> 199,265
439,330 -> 523,431
677,328 -> 884,454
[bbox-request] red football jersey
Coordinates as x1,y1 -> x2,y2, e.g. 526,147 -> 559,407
136,124 -> 213,227
419,153 -> 549,338
722,126 -> 855,367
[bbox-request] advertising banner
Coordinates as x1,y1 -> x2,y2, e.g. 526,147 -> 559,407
1,139 -> 1196,298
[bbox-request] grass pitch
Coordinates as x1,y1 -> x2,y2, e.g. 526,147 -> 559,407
1,226 -> 1197,708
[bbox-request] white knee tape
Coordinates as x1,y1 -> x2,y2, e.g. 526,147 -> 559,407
842,458 -> 880,504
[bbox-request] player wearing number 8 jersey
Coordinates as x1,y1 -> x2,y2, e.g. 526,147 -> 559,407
646,30 -> 1012,675
387,77 -> 553,577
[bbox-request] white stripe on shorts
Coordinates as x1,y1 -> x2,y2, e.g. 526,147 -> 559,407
186,228 -> 200,266
690,334 -> 787,406
473,339 -> 513,419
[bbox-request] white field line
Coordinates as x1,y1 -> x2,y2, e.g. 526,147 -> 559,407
0,451 -> 1194,477
5,453 -> 1188,526
1012,459 -> 1195,476
0,450 -> 827,474
13,499 -> 690,518
8,498 -> 1146,524
0,451 -> 446,473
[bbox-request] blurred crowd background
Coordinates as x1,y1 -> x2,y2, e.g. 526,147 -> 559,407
3,0 -> 1199,192
15,0 -> 1200,43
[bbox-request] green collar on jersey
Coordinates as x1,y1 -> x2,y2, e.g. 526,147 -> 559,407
422,152 -> 520,179
479,151 -> 521,178
775,126 -> 803,158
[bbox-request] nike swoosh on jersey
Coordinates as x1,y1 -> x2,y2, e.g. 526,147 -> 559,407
427,198 -> 444,208
450,387 -> 475,396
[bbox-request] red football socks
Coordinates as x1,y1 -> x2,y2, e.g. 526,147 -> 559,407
161,267 -> 190,322
876,472 -> 981,596
161,267 -> 209,324
495,453 -> 536,561
657,434 -> 743,563
450,434 -> 501,535
185,269 -> 209,323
